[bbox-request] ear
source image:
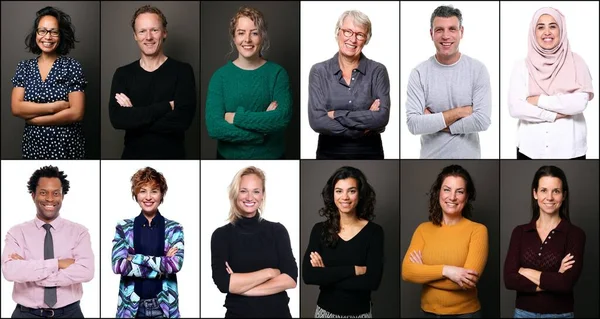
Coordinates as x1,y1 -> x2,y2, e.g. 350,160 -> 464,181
460,26 -> 464,38
532,188 -> 537,200
31,192 -> 36,201
429,28 -> 433,40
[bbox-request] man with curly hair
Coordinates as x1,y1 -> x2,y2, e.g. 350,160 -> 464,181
1,165 -> 94,318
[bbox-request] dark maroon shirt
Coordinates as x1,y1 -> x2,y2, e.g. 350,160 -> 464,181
504,219 -> 586,314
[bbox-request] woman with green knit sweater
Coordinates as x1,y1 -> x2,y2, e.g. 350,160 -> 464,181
205,7 -> 293,159
402,165 -> 488,318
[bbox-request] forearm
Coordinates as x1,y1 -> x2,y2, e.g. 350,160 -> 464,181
333,107 -> 390,130
519,268 -> 541,286
427,278 -> 466,291
233,106 -> 292,134
401,260 -> 445,284
35,260 -> 94,287
131,250 -> 184,274
2,259 -> 57,283
112,257 -> 161,278
12,101 -> 59,119
537,93 -> 589,115
405,111 -> 447,135
308,111 -> 365,138
302,262 -> 355,286
229,268 -> 276,294
27,108 -> 83,126
241,273 -> 296,297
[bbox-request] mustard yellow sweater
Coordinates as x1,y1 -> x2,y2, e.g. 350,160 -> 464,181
401,218 -> 488,315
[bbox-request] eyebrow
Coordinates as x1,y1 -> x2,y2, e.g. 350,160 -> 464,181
335,186 -> 358,190
236,28 -> 258,31
537,22 -> 558,26
442,185 -> 465,190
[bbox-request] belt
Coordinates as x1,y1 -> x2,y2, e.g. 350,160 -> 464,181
17,301 -> 80,318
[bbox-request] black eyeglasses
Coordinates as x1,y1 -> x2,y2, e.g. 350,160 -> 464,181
340,28 -> 366,41
36,28 -> 59,37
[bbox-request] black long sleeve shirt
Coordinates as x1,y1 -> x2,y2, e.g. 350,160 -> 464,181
211,214 -> 298,318
302,221 -> 384,316
108,57 -> 197,159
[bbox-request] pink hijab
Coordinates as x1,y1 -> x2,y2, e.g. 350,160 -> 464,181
526,7 -> 594,99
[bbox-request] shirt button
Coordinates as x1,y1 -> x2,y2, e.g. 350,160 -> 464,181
349,101 -> 352,103
540,247 -> 543,250
348,88 -> 351,91
352,78 -> 355,80
538,253 -> 541,256
548,236 -> 551,239
544,242 -> 547,244
551,231 -> 555,234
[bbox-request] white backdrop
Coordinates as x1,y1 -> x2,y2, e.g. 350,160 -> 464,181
300,1 -> 400,159
200,160 -> 300,318
500,1 -> 600,159
0,160 -> 100,318
99,161 -> 200,318
400,1 -> 501,159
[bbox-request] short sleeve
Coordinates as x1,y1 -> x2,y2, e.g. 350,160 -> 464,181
11,61 -> 26,88
67,58 -> 87,93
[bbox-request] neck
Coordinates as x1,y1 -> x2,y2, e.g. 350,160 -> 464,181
242,210 -> 258,219
435,51 -> 461,65
143,210 -> 157,223
442,213 -> 462,226
338,53 -> 360,71
339,211 -> 359,227
37,212 -> 58,223
536,212 -> 561,228
139,53 -> 167,71
39,52 -> 58,63
234,55 -> 265,70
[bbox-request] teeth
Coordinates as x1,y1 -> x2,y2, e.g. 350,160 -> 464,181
345,44 -> 357,49
243,202 -> 255,207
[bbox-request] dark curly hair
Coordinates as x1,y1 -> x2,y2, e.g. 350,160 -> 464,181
27,165 -> 70,195
428,165 -> 475,226
531,165 -> 570,222
319,166 -> 376,247
25,6 -> 78,55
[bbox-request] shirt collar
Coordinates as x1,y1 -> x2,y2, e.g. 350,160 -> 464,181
34,215 -> 63,231
327,52 -> 369,76
135,211 -> 164,227
523,218 -> 569,232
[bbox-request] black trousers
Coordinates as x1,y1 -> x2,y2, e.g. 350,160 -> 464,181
12,301 -> 83,318
517,148 -> 586,160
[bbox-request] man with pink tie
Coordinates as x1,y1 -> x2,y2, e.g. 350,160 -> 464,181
1,166 -> 94,318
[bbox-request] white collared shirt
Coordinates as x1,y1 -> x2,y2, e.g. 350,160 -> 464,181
508,59 -> 590,158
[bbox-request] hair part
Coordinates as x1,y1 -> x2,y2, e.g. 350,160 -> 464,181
228,166 -> 266,223
319,166 -> 376,247
531,165 -> 570,222
428,165 -> 475,226
130,167 -> 168,203
25,6 -> 78,55
228,6 -> 270,58
27,165 -> 70,195
430,5 -> 463,29
335,10 -> 373,45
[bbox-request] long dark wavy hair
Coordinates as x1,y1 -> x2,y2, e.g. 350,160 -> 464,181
319,166 -> 376,247
428,165 -> 476,226
531,165 -> 570,222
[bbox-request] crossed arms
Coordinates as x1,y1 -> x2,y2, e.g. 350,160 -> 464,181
111,222 -> 184,278
1,228 -> 94,287
211,223 -> 297,296
308,64 -> 391,139
401,224 -> 488,291
508,60 -> 592,123
405,66 -> 492,135
11,89 -> 85,126
503,226 -> 585,293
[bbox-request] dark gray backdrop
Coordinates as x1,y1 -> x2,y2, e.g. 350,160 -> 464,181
500,161 -> 599,318
200,1 -> 301,159
300,160 -> 400,318
100,1 -> 200,159
400,160 -> 500,318
1,1 -> 100,159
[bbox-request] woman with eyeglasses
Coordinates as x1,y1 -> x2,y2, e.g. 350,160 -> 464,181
10,6 -> 87,159
205,6 -> 293,159
308,10 -> 390,159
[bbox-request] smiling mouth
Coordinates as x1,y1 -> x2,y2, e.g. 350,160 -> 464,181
242,201 -> 256,207
345,43 -> 357,49
42,203 -> 57,210
542,37 -> 554,42
441,42 -> 453,47
142,202 -> 155,207
445,202 -> 458,207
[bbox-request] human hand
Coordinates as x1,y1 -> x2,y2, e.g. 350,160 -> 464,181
266,101 -> 278,111
408,250 -> 423,264
169,101 -> 175,110
9,253 -> 24,260
526,95 -> 539,106
53,100 -> 70,112
115,93 -> 133,107
58,258 -> 75,269
225,261 -> 234,274
310,251 -> 325,267
442,265 -> 479,289
224,112 -> 235,124
460,105 -> 473,117
556,113 -> 570,120
166,247 -> 178,257
424,107 -> 433,115
369,99 -> 380,111
355,266 -> 367,276
327,110 -> 335,119
559,253 -> 575,273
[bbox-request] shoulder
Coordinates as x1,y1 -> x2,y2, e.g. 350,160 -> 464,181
263,61 -> 289,77
365,57 -> 388,74
6,220 -> 35,235
565,221 -> 586,241
15,58 -> 36,71
571,52 -> 591,70
60,218 -> 90,234
165,218 -> 183,231
310,221 -> 326,234
414,221 -> 436,232
114,60 -> 139,75
509,222 -> 531,235
209,62 -> 234,80
166,57 -> 193,72
366,221 -> 384,233
464,219 -> 488,235
461,55 -> 489,74
211,222 -> 233,238
115,218 -> 134,229
58,56 -> 83,67
310,58 -> 330,75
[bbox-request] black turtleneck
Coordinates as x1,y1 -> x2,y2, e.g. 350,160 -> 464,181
211,214 -> 298,318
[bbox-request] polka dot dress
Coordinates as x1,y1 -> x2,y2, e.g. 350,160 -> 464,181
11,55 -> 87,159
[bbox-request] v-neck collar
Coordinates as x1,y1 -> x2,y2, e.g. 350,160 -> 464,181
37,55 -> 60,83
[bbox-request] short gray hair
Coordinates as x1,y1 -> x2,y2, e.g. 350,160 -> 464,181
335,10 -> 372,44
430,5 -> 463,29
